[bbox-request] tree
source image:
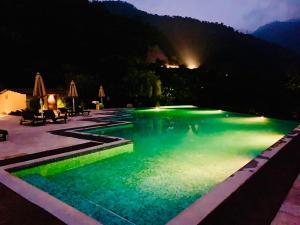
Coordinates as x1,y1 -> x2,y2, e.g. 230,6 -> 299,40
123,69 -> 161,106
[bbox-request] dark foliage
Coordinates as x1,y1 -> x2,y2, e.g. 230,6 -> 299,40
1,0 -> 300,119
0,0 -> 172,91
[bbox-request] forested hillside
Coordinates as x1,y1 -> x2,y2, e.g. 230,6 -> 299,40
253,19 -> 300,53
1,0 -> 300,119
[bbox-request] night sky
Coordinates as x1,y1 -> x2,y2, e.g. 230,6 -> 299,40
111,0 -> 300,31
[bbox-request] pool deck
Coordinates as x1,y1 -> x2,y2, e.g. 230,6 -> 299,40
271,174 -> 300,225
0,109 -> 300,225
0,110 -> 121,160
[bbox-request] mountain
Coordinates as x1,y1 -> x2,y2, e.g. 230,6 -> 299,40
1,0 -> 300,118
100,2 -> 300,115
288,18 -> 300,23
101,1 -> 298,67
253,19 -> 300,53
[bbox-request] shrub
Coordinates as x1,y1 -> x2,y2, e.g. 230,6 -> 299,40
29,98 -> 40,112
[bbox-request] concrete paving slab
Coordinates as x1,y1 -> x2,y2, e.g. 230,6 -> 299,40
0,111 -> 111,159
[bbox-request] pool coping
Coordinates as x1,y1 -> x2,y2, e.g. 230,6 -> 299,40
0,169 -> 101,225
167,126 -> 300,225
0,110 -> 299,225
0,139 -> 132,225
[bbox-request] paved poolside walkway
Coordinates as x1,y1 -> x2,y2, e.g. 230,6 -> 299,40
271,174 -> 300,225
0,110 -> 115,160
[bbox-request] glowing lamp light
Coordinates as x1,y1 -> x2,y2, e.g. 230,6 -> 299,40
259,116 -> 267,122
165,64 -> 179,69
185,56 -> 200,69
47,94 -> 56,104
187,63 -> 199,70
222,116 -> 268,124
159,105 -> 196,109
191,110 -> 225,115
0,114 -> 8,120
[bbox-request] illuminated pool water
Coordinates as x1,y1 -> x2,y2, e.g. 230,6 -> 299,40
15,108 -> 297,225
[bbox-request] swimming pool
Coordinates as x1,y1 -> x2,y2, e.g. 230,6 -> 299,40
14,108 -> 298,225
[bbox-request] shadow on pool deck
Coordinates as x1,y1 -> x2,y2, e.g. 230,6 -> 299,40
0,183 -> 65,225
199,133 -> 300,225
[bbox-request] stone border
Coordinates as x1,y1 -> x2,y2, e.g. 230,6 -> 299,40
0,169 -> 101,225
0,112 -> 133,225
4,140 -> 131,172
0,142 -> 101,167
0,138 -> 131,225
271,173 -> 300,224
166,126 -> 300,225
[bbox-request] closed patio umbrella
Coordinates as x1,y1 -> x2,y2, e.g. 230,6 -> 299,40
98,85 -> 105,104
33,72 -> 47,114
68,80 -> 78,112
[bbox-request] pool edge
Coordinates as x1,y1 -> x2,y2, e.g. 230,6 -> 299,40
166,126 -> 300,225
0,168 -> 102,225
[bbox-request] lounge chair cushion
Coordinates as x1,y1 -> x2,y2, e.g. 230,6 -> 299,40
44,110 -> 67,123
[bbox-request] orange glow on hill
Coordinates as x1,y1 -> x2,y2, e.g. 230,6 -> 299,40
165,64 -> 180,69
186,59 -> 200,69
181,49 -> 201,69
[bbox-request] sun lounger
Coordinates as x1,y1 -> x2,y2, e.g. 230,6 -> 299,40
44,110 -> 67,123
79,107 -> 91,116
0,129 -> 8,141
66,107 -> 90,116
20,110 -> 46,126
58,107 -> 68,115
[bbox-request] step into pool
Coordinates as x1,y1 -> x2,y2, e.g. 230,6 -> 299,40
14,108 -> 298,225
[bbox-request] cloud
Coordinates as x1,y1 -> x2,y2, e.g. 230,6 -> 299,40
123,0 -> 300,30
244,0 -> 300,30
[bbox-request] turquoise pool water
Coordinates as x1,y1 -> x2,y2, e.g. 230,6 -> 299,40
15,108 -> 297,225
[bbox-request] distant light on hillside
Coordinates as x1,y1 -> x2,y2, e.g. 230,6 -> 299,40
186,57 -> 200,69
181,49 -> 200,69
187,63 -> 199,70
165,64 -> 179,69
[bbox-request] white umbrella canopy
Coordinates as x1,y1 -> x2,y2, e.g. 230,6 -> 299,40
98,85 -> 105,103
68,80 -> 78,112
33,72 -> 46,98
33,72 -> 47,113
68,80 -> 78,97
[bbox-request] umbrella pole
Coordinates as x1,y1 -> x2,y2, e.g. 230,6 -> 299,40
40,98 -> 44,117
100,97 -> 103,104
72,97 -> 75,113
